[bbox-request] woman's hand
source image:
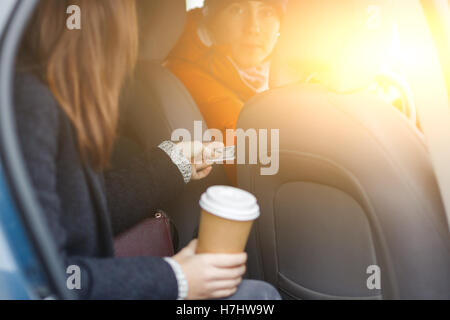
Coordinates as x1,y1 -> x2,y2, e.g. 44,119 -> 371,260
173,239 -> 247,300
175,141 -> 224,181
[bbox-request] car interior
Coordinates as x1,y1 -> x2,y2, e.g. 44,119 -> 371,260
118,0 -> 450,300
120,0 -> 232,251
1,0 -> 449,299
237,0 -> 450,300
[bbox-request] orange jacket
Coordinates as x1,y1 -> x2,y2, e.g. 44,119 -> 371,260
165,9 -> 259,185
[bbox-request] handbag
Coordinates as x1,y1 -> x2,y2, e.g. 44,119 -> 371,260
114,210 -> 177,257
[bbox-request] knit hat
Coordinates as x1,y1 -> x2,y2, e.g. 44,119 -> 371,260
203,0 -> 288,21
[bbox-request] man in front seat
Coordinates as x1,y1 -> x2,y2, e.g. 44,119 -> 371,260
165,0 -> 287,185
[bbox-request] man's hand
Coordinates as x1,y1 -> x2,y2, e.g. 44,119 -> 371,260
173,239 -> 247,300
175,141 -> 225,181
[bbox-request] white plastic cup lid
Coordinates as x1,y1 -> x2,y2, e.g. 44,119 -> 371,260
199,186 -> 260,221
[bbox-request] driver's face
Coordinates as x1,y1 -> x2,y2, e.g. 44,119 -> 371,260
209,1 -> 281,68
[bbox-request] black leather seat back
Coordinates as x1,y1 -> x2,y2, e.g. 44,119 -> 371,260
120,0 -> 230,249
122,0 -> 206,147
237,87 -> 450,298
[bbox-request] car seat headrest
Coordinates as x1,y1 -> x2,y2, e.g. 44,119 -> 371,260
136,0 -> 187,62
271,0 -> 395,91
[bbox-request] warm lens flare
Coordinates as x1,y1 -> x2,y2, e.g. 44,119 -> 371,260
274,1 -> 449,103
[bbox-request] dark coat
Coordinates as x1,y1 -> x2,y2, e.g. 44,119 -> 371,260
14,72 -> 185,299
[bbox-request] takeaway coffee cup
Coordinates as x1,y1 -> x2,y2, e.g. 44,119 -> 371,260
197,186 -> 260,254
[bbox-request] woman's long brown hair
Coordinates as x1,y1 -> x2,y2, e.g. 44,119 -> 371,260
19,0 -> 138,169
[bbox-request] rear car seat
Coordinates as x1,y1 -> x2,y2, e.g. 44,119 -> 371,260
119,0 -> 230,249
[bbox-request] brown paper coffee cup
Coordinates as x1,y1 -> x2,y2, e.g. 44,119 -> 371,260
196,186 -> 260,254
